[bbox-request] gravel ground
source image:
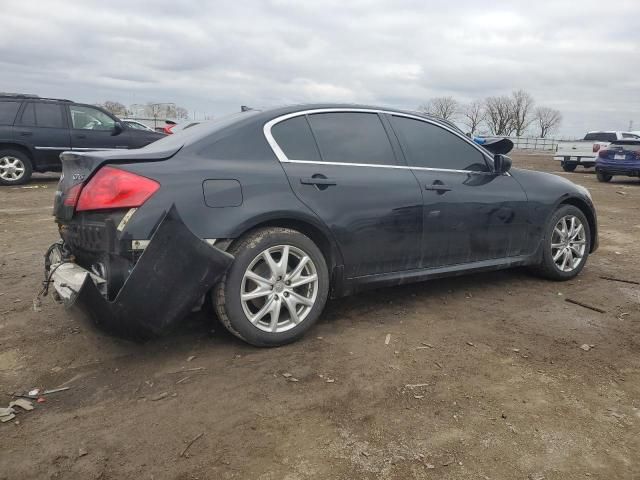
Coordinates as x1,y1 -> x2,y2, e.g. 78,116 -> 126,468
0,154 -> 638,480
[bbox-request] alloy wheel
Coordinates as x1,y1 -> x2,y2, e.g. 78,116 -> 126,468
0,156 -> 26,182
551,215 -> 587,272
240,244 -> 319,333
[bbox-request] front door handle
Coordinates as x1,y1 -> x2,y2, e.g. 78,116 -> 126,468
300,177 -> 337,186
19,131 -> 33,137
76,134 -> 87,139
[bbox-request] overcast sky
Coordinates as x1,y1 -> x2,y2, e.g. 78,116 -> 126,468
2,0 -> 638,136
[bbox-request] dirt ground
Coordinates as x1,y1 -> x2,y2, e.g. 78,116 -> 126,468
0,154 -> 638,480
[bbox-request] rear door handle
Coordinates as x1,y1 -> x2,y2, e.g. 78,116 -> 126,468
300,177 -> 337,186
424,184 -> 451,192
19,131 -> 33,137
75,134 -> 87,139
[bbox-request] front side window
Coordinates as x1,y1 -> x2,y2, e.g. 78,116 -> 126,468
390,116 -> 489,172
70,105 -> 116,131
307,112 -> 395,165
271,115 -> 321,161
33,103 -> 65,128
621,133 -> 640,139
0,101 -> 21,125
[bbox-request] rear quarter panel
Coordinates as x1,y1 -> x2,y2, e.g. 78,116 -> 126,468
118,121 -> 337,256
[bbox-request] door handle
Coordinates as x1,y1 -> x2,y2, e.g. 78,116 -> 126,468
76,134 -> 87,139
424,184 -> 451,192
19,131 -> 33,137
300,177 -> 337,186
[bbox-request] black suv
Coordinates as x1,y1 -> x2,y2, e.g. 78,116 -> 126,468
0,94 -> 164,185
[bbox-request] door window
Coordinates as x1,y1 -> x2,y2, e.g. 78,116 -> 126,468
390,115 -> 489,172
271,115 -> 321,161
22,103 -> 65,129
307,112 -> 395,165
0,101 -> 20,125
70,105 -> 116,131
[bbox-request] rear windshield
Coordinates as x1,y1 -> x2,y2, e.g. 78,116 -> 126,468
611,141 -> 640,151
146,112 -> 259,150
0,101 -> 21,125
584,132 -> 617,142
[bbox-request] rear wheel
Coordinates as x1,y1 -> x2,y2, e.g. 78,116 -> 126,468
532,205 -> 590,280
0,150 -> 32,185
561,161 -> 577,172
596,171 -> 612,182
213,227 -> 329,347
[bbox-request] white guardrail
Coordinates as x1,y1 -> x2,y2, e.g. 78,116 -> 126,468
503,136 -> 559,151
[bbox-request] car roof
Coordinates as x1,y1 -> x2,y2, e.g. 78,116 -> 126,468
245,103 -> 464,135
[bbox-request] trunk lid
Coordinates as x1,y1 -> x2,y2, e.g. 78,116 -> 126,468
54,144 -> 182,221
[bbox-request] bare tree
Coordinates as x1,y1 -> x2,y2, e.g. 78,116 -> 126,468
102,101 -> 127,117
461,101 -> 485,135
535,107 -> 562,138
419,96 -> 459,121
484,95 -> 514,135
510,89 -> 535,137
175,106 -> 189,120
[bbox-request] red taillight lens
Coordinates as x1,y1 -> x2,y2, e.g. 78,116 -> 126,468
162,124 -> 175,134
76,166 -> 160,212
593,143 -> 601,152
598,149 -> 609,158
63,184 -> 82,207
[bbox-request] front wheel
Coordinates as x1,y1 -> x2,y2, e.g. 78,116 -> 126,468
596,171 -> 612,182
213,227 -> 329,347
532,205 -> 591,280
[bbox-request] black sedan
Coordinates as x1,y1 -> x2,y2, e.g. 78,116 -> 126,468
44,104 -> 598,346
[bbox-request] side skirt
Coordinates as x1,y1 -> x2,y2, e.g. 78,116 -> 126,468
340,255 -> 536,296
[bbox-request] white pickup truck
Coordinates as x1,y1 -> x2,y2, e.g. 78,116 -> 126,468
555,131 -> 640,172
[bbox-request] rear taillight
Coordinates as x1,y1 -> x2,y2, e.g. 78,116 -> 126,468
598,149 -> 609,158
63,184 -> 82,207
162,124 -> 175,134
76,166 -> 160,212
593,143 -> 601,152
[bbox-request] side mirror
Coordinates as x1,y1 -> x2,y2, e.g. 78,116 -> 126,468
494,154 -> 512,174
112,122 -> 124,136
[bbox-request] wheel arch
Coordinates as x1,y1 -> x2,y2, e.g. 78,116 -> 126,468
229,213 -> 344,273
0,142 -> 34,162
558,196 -> 597,253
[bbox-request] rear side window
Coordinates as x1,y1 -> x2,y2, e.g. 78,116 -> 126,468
29,103 -> 65,128
390,116 -> 489,171
271,115 -> 320,161
0,101 -> 20,125
307,112 -> 395,165
584,132 -> 617,142
18,103 -> 36,125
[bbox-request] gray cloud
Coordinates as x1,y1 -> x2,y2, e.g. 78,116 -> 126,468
1,0 -> 639,136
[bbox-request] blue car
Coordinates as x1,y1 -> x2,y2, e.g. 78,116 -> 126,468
595,140 -> 640,182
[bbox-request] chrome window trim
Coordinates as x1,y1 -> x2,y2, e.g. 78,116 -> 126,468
279,158 -> 480,175
263,107 -> 498,174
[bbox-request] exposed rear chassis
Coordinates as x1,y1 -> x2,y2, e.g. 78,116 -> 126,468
45,206 -> 233,340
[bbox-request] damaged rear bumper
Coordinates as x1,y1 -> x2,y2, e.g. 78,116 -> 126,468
45,206 -> 233,339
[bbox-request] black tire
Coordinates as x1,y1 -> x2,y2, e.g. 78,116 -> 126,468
596,171 -> 612,182
213,227 -> 329,347
561,161 -> 577,172
0,149 -> 33,186
531,205 -> 591,281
